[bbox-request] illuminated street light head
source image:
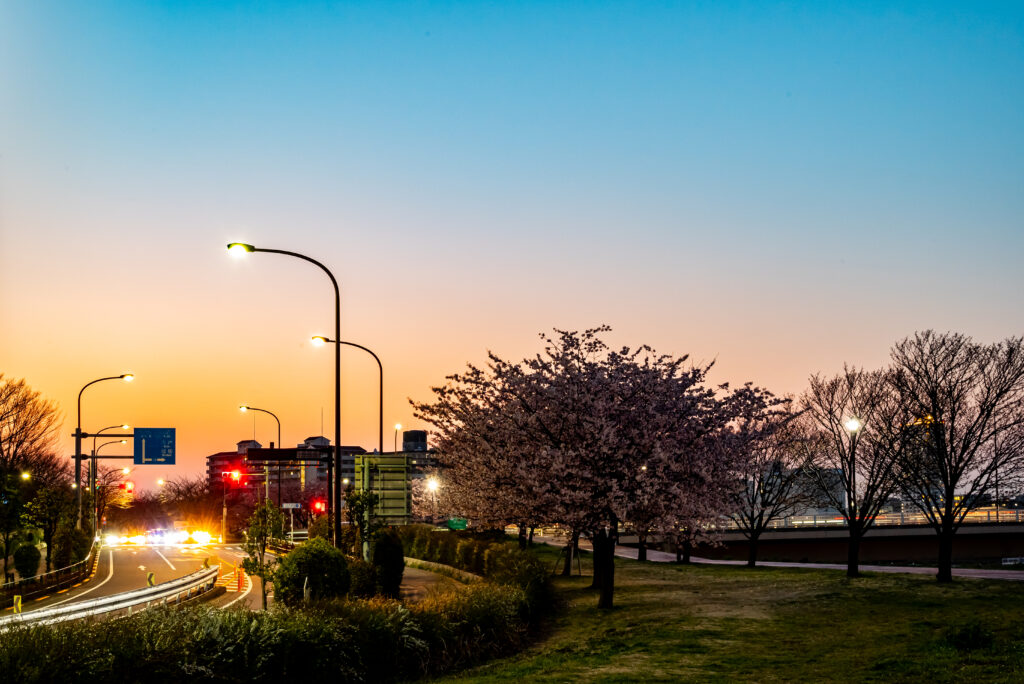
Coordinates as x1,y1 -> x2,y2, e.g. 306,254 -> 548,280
119,439 -> 127,444
20,471 -> 30,481
157,478 -> 165,486
121,424 -> 130,430
121,374 -> 134,382
394,423 -> 402,431
227,242 -> 255,257
426,477 -> 440,493
844,418 -> 863,433
311,336 -> 329,347
239,405 -> 249,413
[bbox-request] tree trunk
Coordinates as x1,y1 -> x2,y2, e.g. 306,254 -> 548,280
261,576 -> 268,610
846,529 -> 861,578
561,529 -> 579,577
590,530 -> 605,589
517,523 -> 527,550
637,532 -> 647,562
528,525 -> 536,547
598,518 -> 618,610
937,524 -> 954,583
747,532 -> 760,568
681,538 -> 692,564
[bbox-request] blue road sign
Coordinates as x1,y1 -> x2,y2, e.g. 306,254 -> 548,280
134,428 -> 175,465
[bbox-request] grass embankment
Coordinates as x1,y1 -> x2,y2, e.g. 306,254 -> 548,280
438,546 -> 1024,683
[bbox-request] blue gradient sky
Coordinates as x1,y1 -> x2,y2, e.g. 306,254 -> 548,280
2,2 -> 1022,488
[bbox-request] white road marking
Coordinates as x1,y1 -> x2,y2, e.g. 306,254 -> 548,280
154,548 -> 176,570
46,548 -> 115,608
221,570 -> 253,609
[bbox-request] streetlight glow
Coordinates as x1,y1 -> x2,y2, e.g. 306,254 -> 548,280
121,374 -> 134,382
227,242 -> 255,257
239,405 -> 248,412
426,477 -> 440,493
122,467 -> 130,475
844,418 -> 863,433
20,471 -> 30,481
311,335 -> 328,347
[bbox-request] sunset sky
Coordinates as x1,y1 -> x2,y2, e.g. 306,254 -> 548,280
2,2 -> 1022,490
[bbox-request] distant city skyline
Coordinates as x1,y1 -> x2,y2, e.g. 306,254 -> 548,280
2,2 -> 1022,490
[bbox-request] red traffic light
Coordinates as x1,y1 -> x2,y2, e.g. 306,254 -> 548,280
312,499 -> 326,513
125,481 -> 135,493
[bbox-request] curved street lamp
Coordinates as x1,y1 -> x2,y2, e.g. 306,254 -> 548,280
76,374 -> 133,528
240,404 -> 282,505
228,242 -> 341,545
312,336 -> 383,456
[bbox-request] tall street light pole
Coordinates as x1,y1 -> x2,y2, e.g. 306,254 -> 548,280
90,424 -> 129,532
240,405 -> 282,505
75,374 -> 133,529
228,242 -> 341,546
312,337 -> 383,455
92,438 -> 127,533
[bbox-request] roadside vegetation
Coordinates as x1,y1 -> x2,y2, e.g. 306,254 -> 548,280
439,545 -> 1024,683
0,530 -> 551,683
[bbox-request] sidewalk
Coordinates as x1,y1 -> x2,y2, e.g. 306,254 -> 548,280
536,535 -> 1024,581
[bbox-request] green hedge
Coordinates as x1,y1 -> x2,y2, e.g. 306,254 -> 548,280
0,584 -> 531,682
397,525 -> 551,619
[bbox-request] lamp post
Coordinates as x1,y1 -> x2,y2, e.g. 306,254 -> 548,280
312,337 -> 383,455
394,423 -> 402,454
228,242 -> 341,546
844,417 -> 862,523
75,374 -> 133,529
89,424 -> 129,519
240,405 -> 282,505
92,439 -> 127,534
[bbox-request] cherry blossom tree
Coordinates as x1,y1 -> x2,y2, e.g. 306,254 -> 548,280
416,327 -> 767,608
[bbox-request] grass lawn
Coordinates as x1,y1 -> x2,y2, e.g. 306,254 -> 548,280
434,545 -> 1024,683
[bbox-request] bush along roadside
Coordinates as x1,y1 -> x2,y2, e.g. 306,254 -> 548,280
397,524 -> 553,622
0,583 -> 535,682
0,527 -> 553,682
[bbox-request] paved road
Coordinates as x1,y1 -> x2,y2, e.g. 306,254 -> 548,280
3,544 -> 260,616
538,535 -> 1024,581
5,543 -> 453,618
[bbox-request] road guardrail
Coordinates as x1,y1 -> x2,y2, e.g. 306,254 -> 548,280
0,564 -> 219,628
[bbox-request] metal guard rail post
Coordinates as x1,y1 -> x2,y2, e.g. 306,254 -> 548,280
0,564 -> 220,628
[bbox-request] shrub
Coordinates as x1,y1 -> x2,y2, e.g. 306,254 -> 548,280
69,528 -> 93,563
13,544 -> 40,579
273,537 -> 350,606
308,514 -> 329,540
372,528 -> 405,599
398,524 -> 552,620
51,528 -> 74,569
338,525 -> 360,556
347,558 -> 377,598
53,527 -> 92,568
